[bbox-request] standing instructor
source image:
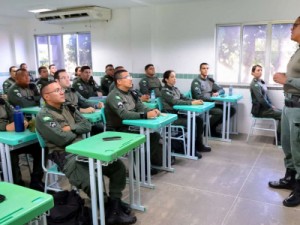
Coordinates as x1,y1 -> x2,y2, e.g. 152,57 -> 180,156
271,17 -> 300,207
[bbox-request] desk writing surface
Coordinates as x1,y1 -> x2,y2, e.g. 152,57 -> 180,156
66,131 -> 145,162
0,130 -> 37,146
210,94 -> 243,102
173,102 -> 215,113
122,113 -> 178,129
0,182 -> 54,225
82,109 -> 102,123
21,106 -> 41,115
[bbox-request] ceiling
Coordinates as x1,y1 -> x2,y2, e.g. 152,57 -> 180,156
1,0 -> 204,18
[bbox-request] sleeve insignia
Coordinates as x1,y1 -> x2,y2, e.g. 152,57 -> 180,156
43,116 -> 52,121
115,96 -> 121,100
14,89 -> 19,92
117,102 -> 124,108
79,86 -> 84,90
17,93 -> 22,97
254,84 -> 258,87
194,82 -> 198,85
195,87 -> 199,90
49,122 -> 57,128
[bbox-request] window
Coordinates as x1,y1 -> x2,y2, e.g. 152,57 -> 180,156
35,33 -> 92,73
216,23 -> 298,84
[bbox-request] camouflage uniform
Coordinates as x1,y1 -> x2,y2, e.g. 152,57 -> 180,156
105,87 -> 163,166
7,83 -> 40,108
191,75 -> 235,135
250,78 -> 281,136
161,84 -> 204,151
139,76 -> 162,97
101,74 -> 114,96
72,77 -> 102,99
2,77 -> 15,94
0,98 -> 43,185
36,103 -> 126,198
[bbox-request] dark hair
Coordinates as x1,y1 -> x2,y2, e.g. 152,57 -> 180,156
115,66 -> 124,71
54,69 -> 66,80
19,63 -> 26,69
200,63 -> 208,69
49,64 -> 55,70
40,81 -> 57,98
38,66 -> 47,74
114,69 -> 128,84
145,64 -> 154,71
81,66 -> 91,73
162,70 -> 175,84
75,66 -> 81,73
251,65 -> 262,73
105,64 -> 114,69
9,66 -> 17,73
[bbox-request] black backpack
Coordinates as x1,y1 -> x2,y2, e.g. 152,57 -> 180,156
47,190 -> 92,225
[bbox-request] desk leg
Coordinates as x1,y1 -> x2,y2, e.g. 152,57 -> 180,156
89,158 -> 99,225
0,143 -> 9,182
226,102 -> 231,140
153,125 -> 174,172
129,147 -> 145,211
221,102 -> 226,140
192,112 -> 196,158
145,128 -> 154,188
171,111 -> 198,160
97,160 -> 105,225
5,144 -> 13,183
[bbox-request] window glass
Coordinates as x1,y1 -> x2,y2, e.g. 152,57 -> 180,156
216,26 -> 241,83
36,36 -> 49,67
78,33 -> 92,66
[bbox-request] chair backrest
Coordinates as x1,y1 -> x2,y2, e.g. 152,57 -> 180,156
35,129 -> 46,148
156,97 -> 163,111
184,90 -> 192,99
100,107 -> 106,131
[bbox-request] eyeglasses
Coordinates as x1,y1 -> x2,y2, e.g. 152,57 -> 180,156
44,88 -> 65,94
118,75 -> 132,80
292,23 -> 300,29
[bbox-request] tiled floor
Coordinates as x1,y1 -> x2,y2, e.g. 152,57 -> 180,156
122,135 -> 300,225
19,134 -> 300,225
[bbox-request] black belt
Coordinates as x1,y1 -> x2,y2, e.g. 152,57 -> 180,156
285,99 -> 300,108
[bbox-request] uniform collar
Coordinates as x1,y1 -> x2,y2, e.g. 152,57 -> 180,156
164,84 -> 174,90
45,103 -> 64,113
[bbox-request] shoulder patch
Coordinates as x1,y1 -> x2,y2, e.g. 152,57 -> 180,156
14,89 -> 19,92
49,122 -> 57,128
254,84 -> 259,87
17,93 -> 22,97
115,96 -> 121,100
166,91 -> 173,96
117,102 -> 124,108
194,82 -> 198,85
194,87 -> 199,90
43,116 -> 52,122
142,80 -> 147,83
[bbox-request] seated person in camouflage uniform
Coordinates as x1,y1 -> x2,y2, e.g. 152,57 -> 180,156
36,66 -> 49,92
7,69 -> 40,108
48,64 -> 57,81
250,65 -> 282,144
101,64 -> 115,96
72,66 -> 102,99
54,69 -> 103,114
139,64 -> 162,97
0,97 -> 44,191
105,69 -> 163,168
73,66 -> 81,82
161,70 -> 211,157
2,66 -> 17,95
36,81 -> 136,225
191,63 -> 236,137
19,63 -> 35,82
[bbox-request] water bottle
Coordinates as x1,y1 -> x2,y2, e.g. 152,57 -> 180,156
13,106 -> 25,132
229,85 -> 233,96
150,90 -> 156,103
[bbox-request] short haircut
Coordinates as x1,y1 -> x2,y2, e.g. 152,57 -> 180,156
251,64 -> 262,73
15,68 -> 27,78
40,81 -> 57,98
200,63 -> 209,69
75,66 -> 81,73
49,64 -> 55,70
115,66 -> 124,72
9,66 -> 17,73
38,66 -> 47,74
114,69 -> 128,84
145,64 -> 154,71
19,63 -> 26,69
105,64 -> 114,69
162,70 -> 174,84
54,69 -> 66,80
81,66 -> 91,73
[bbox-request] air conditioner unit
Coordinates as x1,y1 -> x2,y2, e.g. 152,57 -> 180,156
35,6 -> 112,23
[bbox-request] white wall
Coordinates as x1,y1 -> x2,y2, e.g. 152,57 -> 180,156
0,0 -> 298,134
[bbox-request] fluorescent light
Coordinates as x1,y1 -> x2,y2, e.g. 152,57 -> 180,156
28,9 -> 52,13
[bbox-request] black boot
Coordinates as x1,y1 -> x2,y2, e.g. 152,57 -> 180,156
106,198 -> 137,225
268,168 -> 296,190
29,173 -> 45,192
283,180 -> 300,207
106,197 -> 132,215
